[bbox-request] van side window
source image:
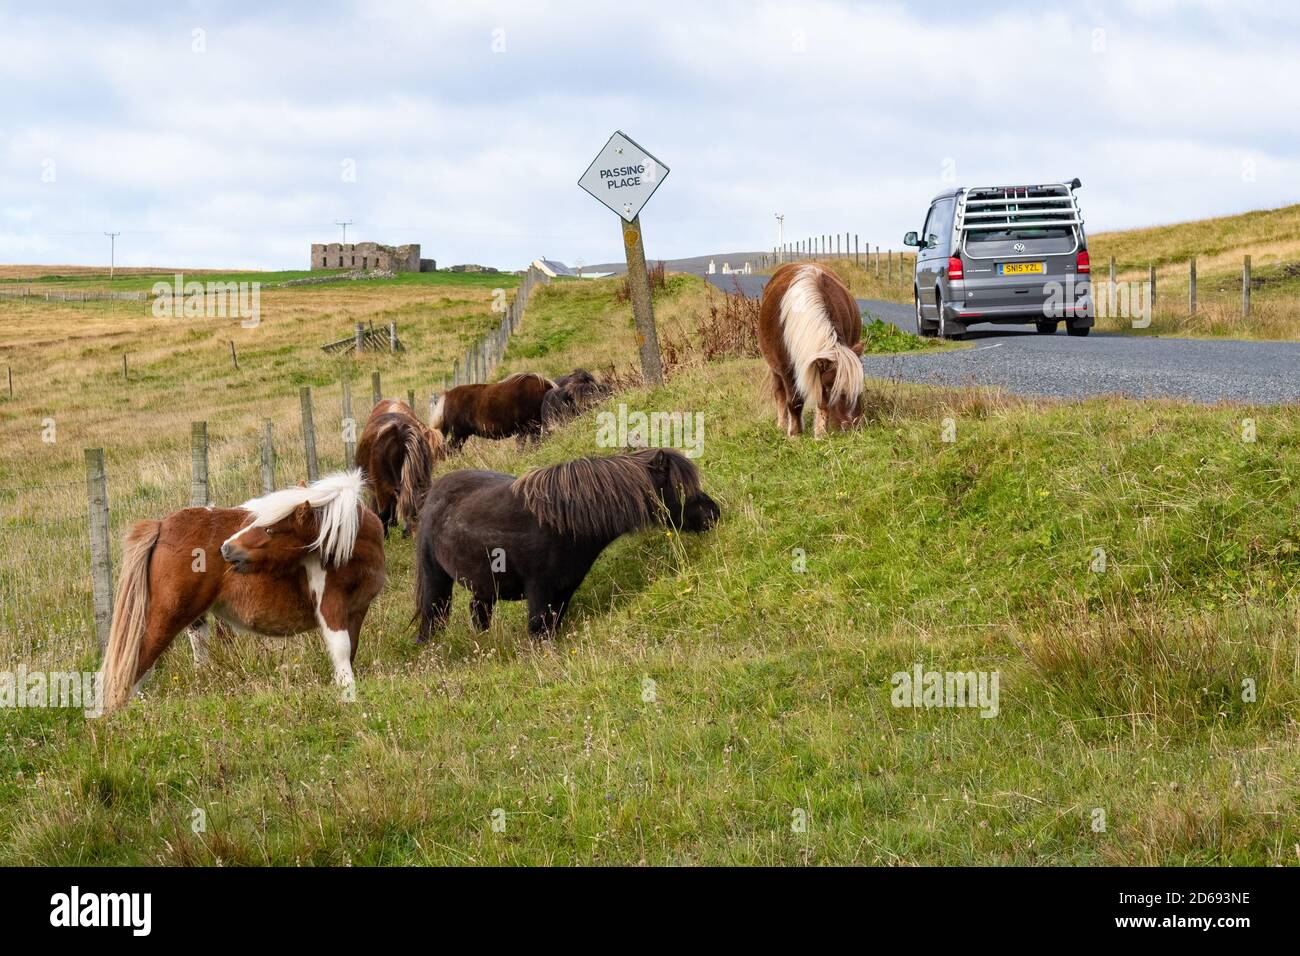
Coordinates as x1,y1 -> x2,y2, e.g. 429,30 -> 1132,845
933,199 -> 956,253
921,205 -> 938,248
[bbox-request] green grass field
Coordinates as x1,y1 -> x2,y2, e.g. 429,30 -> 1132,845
1,267 -> 1298,865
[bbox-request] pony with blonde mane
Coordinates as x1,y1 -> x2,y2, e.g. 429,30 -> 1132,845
757,263 -> 864,437
99,470 -> 386,712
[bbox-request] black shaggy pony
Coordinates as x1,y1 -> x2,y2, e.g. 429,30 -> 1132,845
414,447 -> 720,639
541,368 -> 608,428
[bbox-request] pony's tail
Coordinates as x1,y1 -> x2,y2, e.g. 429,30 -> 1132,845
429,394 -> 446,432
101,520 -> 161,712
396,423 -> 442,529
799,342 -> 864,412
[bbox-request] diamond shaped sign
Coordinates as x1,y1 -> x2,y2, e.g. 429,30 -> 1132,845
577,131 -> 670,223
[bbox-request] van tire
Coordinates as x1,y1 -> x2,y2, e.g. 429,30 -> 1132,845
937,291 -> 964,340
915,292 -> 937,337
1066,322 -> 1090,337
1035,321 -> 1058,334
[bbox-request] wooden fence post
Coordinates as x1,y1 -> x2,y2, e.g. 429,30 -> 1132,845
1189,257 -> 1197,313
875,246 -> 880,277
189,421 -> 209,507
341,380 -> 355,467
1108,257 -> 1117,316
855,235 -> 859,266
1242,254 -> 1251,317
84,448 -> 113,652
371,370 -> 381,407
1148,264 -> 1156,309
229,340 -> 239,371
355,323 -> 365,353
389,321 -> 398,352
300,386 -> 318,482
260,419 -> 275,494
407,388 -> 415,411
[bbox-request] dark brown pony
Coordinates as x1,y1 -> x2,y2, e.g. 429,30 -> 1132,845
542,367 -> 608,428
414,448 -> 720,640
354,402 -> 445,536
100,471 -> 386,712
430,372 -> 556,449
758,262 -> 864,437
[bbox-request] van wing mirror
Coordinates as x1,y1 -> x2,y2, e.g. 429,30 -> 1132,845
903,231 -> 919,247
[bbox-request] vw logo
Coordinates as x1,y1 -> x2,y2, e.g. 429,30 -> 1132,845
1012,242 -> 1026,253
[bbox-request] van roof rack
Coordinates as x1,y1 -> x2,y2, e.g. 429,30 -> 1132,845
956,181 -> 1084,232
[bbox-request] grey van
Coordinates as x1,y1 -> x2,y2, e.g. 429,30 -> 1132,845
904,179 -> 1093,339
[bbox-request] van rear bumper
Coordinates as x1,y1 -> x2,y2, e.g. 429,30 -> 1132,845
943,302 -> 1094,326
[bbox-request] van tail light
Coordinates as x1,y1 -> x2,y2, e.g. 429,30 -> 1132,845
1076,250 -> 1091,274
947,256 -> 964,280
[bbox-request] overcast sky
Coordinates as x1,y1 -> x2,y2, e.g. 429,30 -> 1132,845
2,0 -> 1296,271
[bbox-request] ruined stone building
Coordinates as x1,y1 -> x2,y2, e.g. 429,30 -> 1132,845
310,242 -> 436,272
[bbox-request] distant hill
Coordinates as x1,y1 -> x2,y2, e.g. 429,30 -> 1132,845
582,250 -> 770,277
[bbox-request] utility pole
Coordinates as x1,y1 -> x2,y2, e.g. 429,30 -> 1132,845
775,214 -> 784,264
104,232 -> 120,282
335,219 -> 353,244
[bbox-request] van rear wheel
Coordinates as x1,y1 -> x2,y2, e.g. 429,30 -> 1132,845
1066,321 -> 1091,337
937,292 -> 964,340
915,292 -> 937,337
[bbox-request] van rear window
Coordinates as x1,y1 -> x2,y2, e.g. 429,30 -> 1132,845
966,227 -> 1073,243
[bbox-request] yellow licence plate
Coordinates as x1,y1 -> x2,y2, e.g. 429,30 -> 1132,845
1000,261 -> 1044,275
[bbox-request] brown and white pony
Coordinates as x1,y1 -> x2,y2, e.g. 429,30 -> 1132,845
430,371 -> 556,449
354,402 -> 445,536
758,263 -> 864,437
100,470 -> 386,712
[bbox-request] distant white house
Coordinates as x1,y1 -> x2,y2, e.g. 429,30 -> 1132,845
531,257 -> 613,279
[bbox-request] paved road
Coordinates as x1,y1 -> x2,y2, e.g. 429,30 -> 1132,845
706,273 -> 1300,404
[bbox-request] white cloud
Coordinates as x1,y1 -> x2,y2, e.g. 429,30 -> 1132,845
0,0 -> 1297,270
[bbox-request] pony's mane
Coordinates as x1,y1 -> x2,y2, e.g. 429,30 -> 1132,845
501,371 -> 554,387
779,264 -> 864,408
511,448 -> 700,539
239,469 -> 366,567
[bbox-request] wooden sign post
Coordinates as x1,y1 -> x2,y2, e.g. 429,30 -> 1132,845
579,130 -> 670,387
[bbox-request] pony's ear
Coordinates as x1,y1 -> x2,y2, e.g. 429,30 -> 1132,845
850,340 -> 864,356
293,500 -> 314,527
648,449 -> 671,474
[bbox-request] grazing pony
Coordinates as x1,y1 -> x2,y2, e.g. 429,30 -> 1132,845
414,448 -> 720,640
99,470 -> 386,712
430,372 -> 556,449
542,367 -> 608,428
354,403 -> 446,536
758,263 -> 864,437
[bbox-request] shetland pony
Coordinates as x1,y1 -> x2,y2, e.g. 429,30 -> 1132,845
414,448 -> 719,640
431,372 -> 556,449
354,403 -> 446,536
758,263 -> 865,437
541,367 -> 608,428
99,471 -> 386,712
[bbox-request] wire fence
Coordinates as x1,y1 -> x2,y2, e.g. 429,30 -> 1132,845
0,266 -> 552,670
